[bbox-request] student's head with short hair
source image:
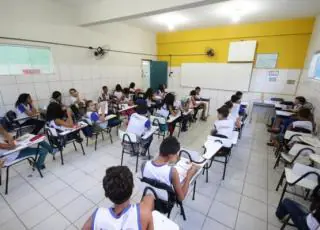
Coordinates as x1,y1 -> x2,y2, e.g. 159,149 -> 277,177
129,82 -> 135,89
103,166 -> 134,205
46,102 -> 65,121
217,105 -> 230,120
195,86 -> 201,94
231,95 -> 240,104
295,96 -> 306,105
144,88 -> 154,100
235,91 -> 243,99
102,86 -> 108,94
158,84 -> 165,93
85,100 -> 96,112
15,93 -> 31,107
298,108 -> 311,120
190,90 -> 197,97
52,91 -> 62,103
159,136 -> 180,161
136,103 -> 148,116
115,84 -> 122,92
163,93 -> 175,107
69,88 -> 78,97
224,101 -> 233,110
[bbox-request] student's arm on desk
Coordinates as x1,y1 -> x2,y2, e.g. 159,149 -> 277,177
0,126 -> 15,147
172,166 -> 197,201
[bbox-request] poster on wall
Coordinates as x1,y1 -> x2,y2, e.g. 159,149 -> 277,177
255,53 -> 278,69
267,70 -> 279,82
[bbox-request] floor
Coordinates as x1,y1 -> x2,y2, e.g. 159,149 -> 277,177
0,113 -> 305,230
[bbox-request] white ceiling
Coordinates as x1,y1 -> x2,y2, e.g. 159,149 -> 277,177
51,0 -> 106,6
125,0 -> 320,32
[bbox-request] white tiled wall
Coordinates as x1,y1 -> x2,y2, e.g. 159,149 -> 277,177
0,64 -> 143,115
168,67 -> 295,115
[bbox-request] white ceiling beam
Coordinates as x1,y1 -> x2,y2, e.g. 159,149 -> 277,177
79,0 -> 227,27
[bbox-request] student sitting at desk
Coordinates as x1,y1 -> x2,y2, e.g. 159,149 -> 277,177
85,100 -> 109,132
83,166 -> 154,230
69,88 -> 86,107
142,136 -> 198,201
129,82 -> 136,93
50,91 -> 66,109
113,84 -> 124,101
144,88 -> 157,114
46,103 -> 83,143
225,100 -> 241,129
0,125 -> 52,169
268,96 -> 314,133
190,90 -> 207,121
123,104 -> 153,157
157,84 -> 166,98
235,91 -> 247,117
15,93 -> 45,135
159,93 -> 187,136
211,105 -> 234,139
267,108 -> 313,147
98,86 -> 110,103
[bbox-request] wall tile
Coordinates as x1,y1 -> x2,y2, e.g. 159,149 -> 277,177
34,83 -> 50,100
16,75 -> 33,84
0,75 -> 17,85
0,85 -> 19,105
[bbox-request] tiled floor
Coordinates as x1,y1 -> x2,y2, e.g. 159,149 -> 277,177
0,114 -> 302,230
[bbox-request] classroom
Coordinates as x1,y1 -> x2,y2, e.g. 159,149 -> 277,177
1,0 -> 320,229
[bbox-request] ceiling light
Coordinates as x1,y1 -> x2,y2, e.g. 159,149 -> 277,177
232,15 -> 241,23
153,12 -> 189,31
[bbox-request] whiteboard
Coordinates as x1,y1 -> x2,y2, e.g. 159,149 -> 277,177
181,63 -> 253,91
249,69 -> 301,95
0,44 -> 54,75
228,41 -> 257,62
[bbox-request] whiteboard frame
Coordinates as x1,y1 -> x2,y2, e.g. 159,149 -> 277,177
255,53 -> 278,69
0,43 -> 55,76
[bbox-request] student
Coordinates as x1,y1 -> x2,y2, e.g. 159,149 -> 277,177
157,84 -> 166,98
46,102 -> 83,143
235,91 -> 247,116
123,104 -> 153,157
287,108 -> 313,133
69,88 -> 86,107
82,166 -> 154,230
276,194 -> 320,230
98,86 -> 110,103
122,88 -> 133,104
142,136 -> 198,201
159,93 -> 187,136
86,100 -> 109,132
229,95 -> 241,128
144,88 -> 156,113
15,93 -> 45,135
269,96 -> 314,133
0,125 -> 51,169
211,105 -> 234,139
189,90 -> 207,121
129,82 -> 136,93
113,84 -> 123,101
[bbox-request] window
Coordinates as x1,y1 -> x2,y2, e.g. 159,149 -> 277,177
0,44 -> 54,75
308,52 -> 320,80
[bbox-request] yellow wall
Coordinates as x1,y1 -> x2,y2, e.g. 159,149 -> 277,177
157,18 -> 314,68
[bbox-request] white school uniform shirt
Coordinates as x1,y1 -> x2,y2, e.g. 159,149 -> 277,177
214,119 -> 234,139
16,103 -> 32,123
230,103 -> 240,119
48,120 -> 70,132
127,113 -> 151,137
306,213 -> 320,230
91,204 -> 141,230
292,120 -> 313,132
143,161 -> 173,187
114,91 -> 123,100
0,136 -> 20,165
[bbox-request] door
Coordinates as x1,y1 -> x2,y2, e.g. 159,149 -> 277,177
150,61 -> 168,91
141,60 -> 151,90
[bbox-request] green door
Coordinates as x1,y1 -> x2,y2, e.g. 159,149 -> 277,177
150,61 -> 168,91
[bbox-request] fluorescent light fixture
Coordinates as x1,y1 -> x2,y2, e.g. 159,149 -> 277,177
232,15 -> 241,23
153,12 -> 189,31
215,0 -> 259,22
